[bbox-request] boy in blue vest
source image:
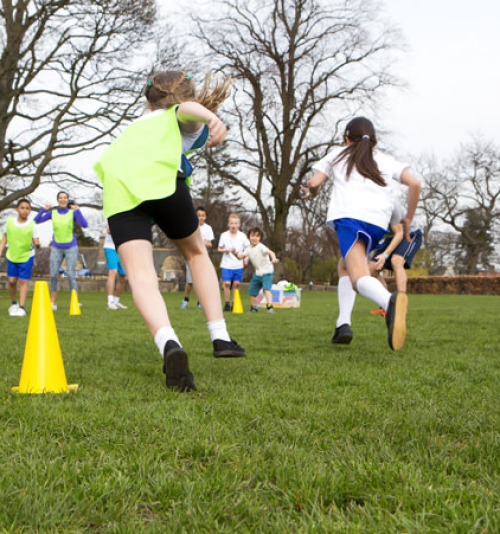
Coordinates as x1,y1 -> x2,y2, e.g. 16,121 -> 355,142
0,199 -> 40,316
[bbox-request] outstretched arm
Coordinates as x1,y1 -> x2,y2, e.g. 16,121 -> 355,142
301,172 -> 328,199
400,169 -> 421,241
177,101 -> 227,148
34,205 -> 53,224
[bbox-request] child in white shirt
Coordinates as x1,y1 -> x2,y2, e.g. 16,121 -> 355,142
218,213 -> 250,311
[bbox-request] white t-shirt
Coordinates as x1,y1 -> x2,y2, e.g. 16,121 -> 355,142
199,223 -> 214,243
103,225 -> 116,250
219,230 -> 250,269
390,204 -> 420,233
313,147 -> 409,230
4,218 -> 40,258
242,243 -> 273,276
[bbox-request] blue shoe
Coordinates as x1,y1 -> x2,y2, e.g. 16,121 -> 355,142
180,300 -> 189,310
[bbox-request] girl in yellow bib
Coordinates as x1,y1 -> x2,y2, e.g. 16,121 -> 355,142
94,71 -> 246,392
34,191 -> 89,310
0,199 -> 40,316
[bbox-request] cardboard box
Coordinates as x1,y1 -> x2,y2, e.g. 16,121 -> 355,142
256,284 -> 302,308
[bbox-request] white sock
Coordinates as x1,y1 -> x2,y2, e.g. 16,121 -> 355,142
114,296 -> 120,304
336,276 -> 356,327
356,276 -> 391,311
154,326 -> 182,356
207,319 -> 231,342
107,295 -> 114,304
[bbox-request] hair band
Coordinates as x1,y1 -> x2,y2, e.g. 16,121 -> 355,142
362,135 -> 370,140
186,75 -> 192,80
147,80 -> 153,87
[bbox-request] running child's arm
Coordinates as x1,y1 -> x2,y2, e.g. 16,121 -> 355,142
266,248 -> 280,264
177,102 -> 227,148
232,250 -> 246,260
400,169 -> 421,241
372,223 -> 403,271
33,237 -> 40,248
0,233 -> 6,256
301,172 -> 328,198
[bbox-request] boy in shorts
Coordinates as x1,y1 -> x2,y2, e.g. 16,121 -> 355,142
234,227 -> 279,312
0,199 -> 40,316
218,213 -> 250,311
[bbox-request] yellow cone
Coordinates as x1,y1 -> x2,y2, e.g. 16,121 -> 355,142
232,289 -> 244,314
12,281 -> 78,394
69,289 -> 81,315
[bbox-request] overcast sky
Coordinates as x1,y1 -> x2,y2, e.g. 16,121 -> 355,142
381,0 -> 500,159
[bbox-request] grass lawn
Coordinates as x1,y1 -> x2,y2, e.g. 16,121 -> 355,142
0,289 -> 499,533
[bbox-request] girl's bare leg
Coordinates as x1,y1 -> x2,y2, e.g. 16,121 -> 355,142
117,240 -> 171,336
19,279 -> 28,307
172,229 -> 223,323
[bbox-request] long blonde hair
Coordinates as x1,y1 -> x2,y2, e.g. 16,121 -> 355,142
144,71 -> 231,113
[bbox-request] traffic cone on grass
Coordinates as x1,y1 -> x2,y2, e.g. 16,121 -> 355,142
232,289 -> 244,314
69,289 -> 81,315
12,281 -> 78,394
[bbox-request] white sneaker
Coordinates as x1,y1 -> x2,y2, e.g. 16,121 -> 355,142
51,304 -> 57,311
8,303 -> 19,316
14,307 -> 27,317
107,302 -> 119,310
114,301 -> 128,309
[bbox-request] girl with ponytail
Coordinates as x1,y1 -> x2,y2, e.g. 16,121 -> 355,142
302,117 -> 421,351
94,71 -> 245,393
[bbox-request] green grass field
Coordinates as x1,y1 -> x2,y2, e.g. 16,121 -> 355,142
0,290 -> 499,533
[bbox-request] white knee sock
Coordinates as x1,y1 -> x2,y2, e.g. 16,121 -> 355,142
154,326 -> 182,356
356,276 -> 391,311
336,276 -> 357,327
207,319 -> 231,342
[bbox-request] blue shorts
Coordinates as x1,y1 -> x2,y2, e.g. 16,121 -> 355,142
7,257 -> 34,280
248,272 -> 274,296
221,268 -> 244,283
333,218 -> 388,259
372,229 -> 423,270
104,248 -> 126,276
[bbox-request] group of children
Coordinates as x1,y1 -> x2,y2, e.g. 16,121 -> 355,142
180,210 -> 279,314
2,69 -> 421,392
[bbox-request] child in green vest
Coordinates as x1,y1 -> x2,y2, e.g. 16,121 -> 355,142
0,199 -> 40,316
94,71 -> 246,392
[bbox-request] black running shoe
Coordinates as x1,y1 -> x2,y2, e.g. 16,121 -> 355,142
250,306 -> 258,313
163,341 -> 196,391
223,302 -> 231,312
385,291 -> 408,351
213,338 -> 246,358
331,323 -> 353,344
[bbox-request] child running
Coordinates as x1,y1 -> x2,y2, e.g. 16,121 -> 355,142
0,199 -> 40,316
302,117 -> 421,351
34,192 -> 88,310
218,213 -> 250,311
94,71 -> 246,392
104,222 -> 128,310
233,227 -> 279,313
181,206 -> 214,310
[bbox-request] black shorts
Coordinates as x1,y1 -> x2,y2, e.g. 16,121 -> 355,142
371,229 -> 423,270
108,179 -> 199,249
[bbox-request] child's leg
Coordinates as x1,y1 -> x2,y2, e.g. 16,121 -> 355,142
107,269 -> 117,297
232,280 -> 240,302
336,258 -> 356,327
18,279 -> 28,307
173,230 -> 223,322
345,241 -> 391,310
391,255 -> 408,293
184,283 -> 192,299
263,289 -> 272,305
249,295 -> 258,307
223,281 -> 231,303
117,240 -> 171,336
8,277 -> 17,303
116,274 -> 127,298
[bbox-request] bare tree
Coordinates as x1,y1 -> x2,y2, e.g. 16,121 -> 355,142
420,139 -> 500,274
191,0 -> 401,253
0,0 -> 157,212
